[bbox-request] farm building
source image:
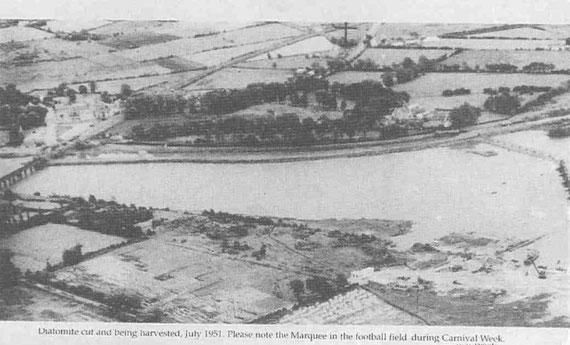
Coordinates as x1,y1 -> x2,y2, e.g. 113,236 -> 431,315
50,94 -> 121,122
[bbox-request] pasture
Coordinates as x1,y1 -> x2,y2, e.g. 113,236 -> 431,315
393,72 -> 570,110
145,21 -> 255,38
422,38 -> 565,50
0,26 -> 53,43
442,50 -> 570,70
358,48 -> 452,67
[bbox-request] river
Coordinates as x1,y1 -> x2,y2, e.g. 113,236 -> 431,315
13,138 -> 569,265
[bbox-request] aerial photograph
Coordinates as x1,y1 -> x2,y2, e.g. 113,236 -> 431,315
0,18 -> 568,327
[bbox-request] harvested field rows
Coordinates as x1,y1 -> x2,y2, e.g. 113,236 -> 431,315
442,50 -> 570,69
358,48 -> 452,66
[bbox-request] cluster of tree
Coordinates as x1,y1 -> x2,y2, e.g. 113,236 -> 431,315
518,85 -> 570,113
556,161 -> 570,199
55,29 -> 102,41
0,249 -> 19,288
352,58 -> 379,71
289,274 -> 348,303
442,88 -> 471,97
522,62 -> 556,74
483,87 -> 521,115
0,84 -> 47,131
201,209 -> 275,226
548,125 -> 570,138
448,103 -> 482,128
485,63 -> 518,73
512,85 -> 552,94
329,36 -> 359,48
69,195 -> 152,238
62,244 -> 83,266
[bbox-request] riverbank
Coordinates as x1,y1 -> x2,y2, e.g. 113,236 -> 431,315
48,113 -> 570,166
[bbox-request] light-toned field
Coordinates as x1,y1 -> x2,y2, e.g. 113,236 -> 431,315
0,26 -> 54,43
251,36 -> 339,60
33,38 -> 114,59
145,21 -> 255,38
422,38 -> 565,50
0,157 -> 34,177
90,20 -> 166,35
0,223 -> 126,271
373,23 -> 496,40
0,58 -> 172,92
43,20 -> 111,33
185,68 -> 293,90
185,40 -> 290,67
227,102 -> 344,121
216,23 -> 303,46
442,50 -> 570,69
236,56 -> 331,70
358,48 -> 452,67
468,27 -> 558,39
327,71 -> 385,84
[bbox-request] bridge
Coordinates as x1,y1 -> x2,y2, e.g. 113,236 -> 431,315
0,157 -> 47,192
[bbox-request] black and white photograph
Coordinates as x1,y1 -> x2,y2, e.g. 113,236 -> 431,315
0,0 -> 568,338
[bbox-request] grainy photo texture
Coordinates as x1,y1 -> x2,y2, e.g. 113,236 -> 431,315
0,18 -> 568,329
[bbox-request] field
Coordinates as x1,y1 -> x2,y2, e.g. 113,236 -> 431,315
154,57 -> 205,72
100,32 -> 181,50
215,23 -> 303,46
468,27 -> 559,39
393,73 -> 570,110
442,50 -> 570,69
0,26 -> 53,43
0,58 -> 173,92
144,21 -> 255,38
372,23 -> 497,40
184,68 -> 293,90
0,286 -> 113,322
0,223 -> 126,271
422,38 -> 565,50
185,40 -> 291,67
236,56 -> 331,70
227,102 -> 344,121
43,19 -> 111,33
327,71 -> 385,84
251,36 -> 339,60
358,48 -> 452,67
69,70 -> 204,94
90,21 -> 167,35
